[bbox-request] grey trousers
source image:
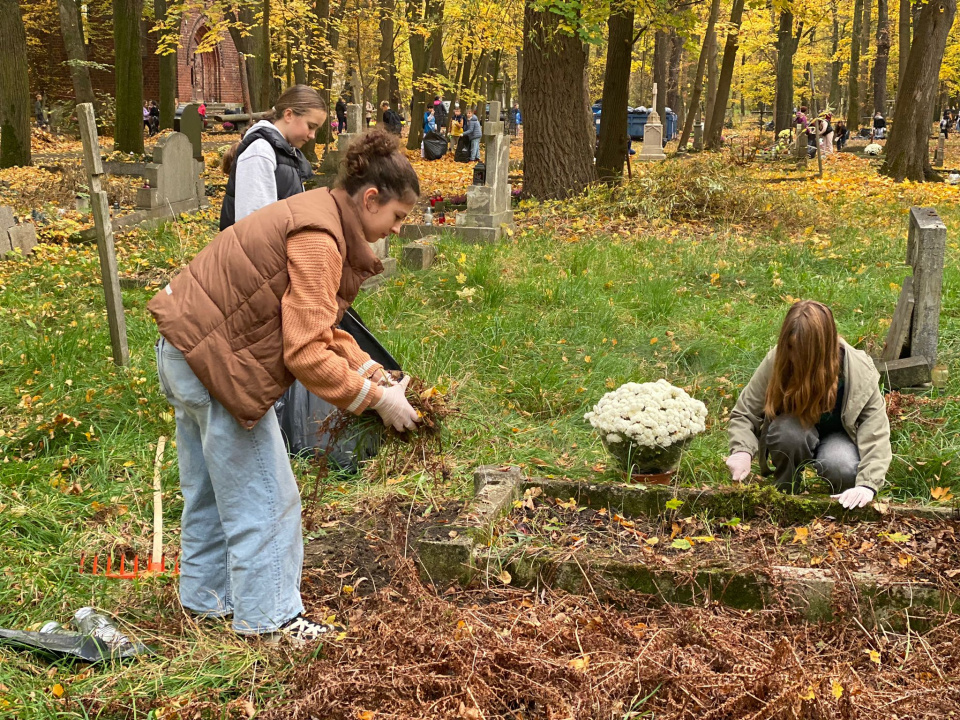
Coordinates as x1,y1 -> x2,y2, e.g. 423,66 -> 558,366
760,415 -> 859,493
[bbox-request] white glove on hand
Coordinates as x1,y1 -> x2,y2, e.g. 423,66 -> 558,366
725,451 -> 753,481
372,375 -> 419,432
832,486 -> 875,509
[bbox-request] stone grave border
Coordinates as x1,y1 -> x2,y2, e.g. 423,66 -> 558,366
415,468 -> 960,629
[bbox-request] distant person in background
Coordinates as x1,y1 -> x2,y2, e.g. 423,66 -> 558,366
423,107 -> 437,134
872,112 -> 886,140
336,97 -> 347,133
35,94 -> 48,130
510,102 -> 522,136
149,101 -> 160,135
463,107 -> 482,161
144,102 -> 152,135
818,114 -> 834,155
433,95 -> 448,131
834,120 -> 849,151
197,102 -> 207,131
380,100 -> 403,136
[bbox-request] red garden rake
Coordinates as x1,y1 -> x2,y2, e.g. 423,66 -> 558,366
79,436 -> 179,579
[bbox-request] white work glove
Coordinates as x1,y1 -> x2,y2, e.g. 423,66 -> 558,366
832,486 -> 875,509
372,375 -> 419,432
725,451 -> 753,481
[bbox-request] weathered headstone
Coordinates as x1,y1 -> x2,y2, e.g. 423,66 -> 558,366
319,103 -> 365,176
874,357 -> 932,389
638,83 -> 666,162
906,206 -> 945,366
360,235 -> 397,290
458,101 -> 515,242
77,102 -> 130,366
401,238 -> 437,270
179,103 -> 204,160
133,132 -> 207,218
934,134 -> 945,168
881,276 -> 914,361
0,206 -> 38,257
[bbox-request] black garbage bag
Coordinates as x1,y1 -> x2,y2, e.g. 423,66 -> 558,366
455,135 -> 472,163
423,130 -> 449,161
275,308 -> 402,471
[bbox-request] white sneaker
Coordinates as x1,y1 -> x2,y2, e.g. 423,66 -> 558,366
260,615 -> 345,646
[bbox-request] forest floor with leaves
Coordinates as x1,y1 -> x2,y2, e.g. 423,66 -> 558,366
1,127 -> 959,718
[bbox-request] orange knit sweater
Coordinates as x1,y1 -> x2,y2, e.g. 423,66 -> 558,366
282,230 -> 385,413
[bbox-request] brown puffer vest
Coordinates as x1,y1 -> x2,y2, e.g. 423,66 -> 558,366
148,187 -> 382,428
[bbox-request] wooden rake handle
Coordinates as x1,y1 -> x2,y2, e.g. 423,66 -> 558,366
152,436 -> 167,568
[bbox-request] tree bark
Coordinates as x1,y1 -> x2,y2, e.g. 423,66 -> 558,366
846,0 -> 863,129
666,29 -> 683,118
154,0 -> 177,129
0,0 -> 31,167
522,0 -> 596,199
57,0 -> 96,106
596,6 -> 634,182
113,0 -> 144,153
829,1 -> 842,109
652,29 -> 668,118
774,10 -> 800,132
704,20 -> 719,126
881,0 -> 955,181
860,0 -> 872,117
679,0 -> 720,149
377,0 -> 396,109
898,0 -> 910,83
704,0 -> 745,149
873,0 -> 889,114
229,3 -> 273,112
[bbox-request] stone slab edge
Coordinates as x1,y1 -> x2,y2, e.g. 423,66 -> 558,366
494,550 -> 959,629
416,465 -> 523,586
526,478 -> 958,524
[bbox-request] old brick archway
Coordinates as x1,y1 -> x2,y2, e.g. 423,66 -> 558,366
178,13 -> 242,104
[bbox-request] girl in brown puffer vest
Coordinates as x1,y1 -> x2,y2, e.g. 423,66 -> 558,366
150,131 -> 422,643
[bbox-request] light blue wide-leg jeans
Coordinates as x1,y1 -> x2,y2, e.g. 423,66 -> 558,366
155,337 -> 304,634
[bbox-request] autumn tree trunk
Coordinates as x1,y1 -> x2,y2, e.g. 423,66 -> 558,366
898,0 -> 910,83
873,0 -> 889,113
775,10 -> 801,132
845,0 -> 863,129
596,6 -> 634,182
666,29 -> 683,119
113,0 -> 144,153
829,2 -> 842,109
704,0 -> 745,149
679,0 -> 720,149
522,0 -> 596,199
704,21 -> 718,124
405,0 -> 443,150
881,0 -> 955,181
0,0 -> 31,167
154,0 -> 177,129
652,29 -> 668,118
860,0 -> 872,117
377,0 -> 396,109
57,0 -> 96,106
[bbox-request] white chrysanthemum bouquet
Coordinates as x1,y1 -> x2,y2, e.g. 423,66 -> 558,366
584,380 -> 708,475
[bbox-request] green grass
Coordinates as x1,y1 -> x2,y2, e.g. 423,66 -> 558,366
1,167 -> 959,717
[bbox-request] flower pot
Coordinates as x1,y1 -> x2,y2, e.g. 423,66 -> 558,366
601,436 -> 687,476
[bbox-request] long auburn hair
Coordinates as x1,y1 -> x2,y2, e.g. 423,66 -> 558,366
764,300 -> 840,427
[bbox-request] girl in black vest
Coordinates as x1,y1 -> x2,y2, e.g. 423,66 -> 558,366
219,85 -> 327,230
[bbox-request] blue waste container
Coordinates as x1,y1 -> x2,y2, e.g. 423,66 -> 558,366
627,110 -> 647,140
664,110 -> 678,140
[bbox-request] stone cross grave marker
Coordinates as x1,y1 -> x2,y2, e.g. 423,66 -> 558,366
875,206 -> 946,388
459,100 -> 515,242
0,205 -> 37,258
179,103 -> 204,160
319,103 -> 365,176
77,102 -> 130,366
638,83 -> 666,162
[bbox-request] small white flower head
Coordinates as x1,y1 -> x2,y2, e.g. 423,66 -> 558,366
585,379 -> 708,448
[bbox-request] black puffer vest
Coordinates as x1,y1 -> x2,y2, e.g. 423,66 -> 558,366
219,125 -> 315,230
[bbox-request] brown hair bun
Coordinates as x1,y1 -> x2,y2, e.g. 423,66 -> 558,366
338,129 -> 421,202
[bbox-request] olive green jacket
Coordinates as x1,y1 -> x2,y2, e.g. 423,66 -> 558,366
727,339 -> 891,493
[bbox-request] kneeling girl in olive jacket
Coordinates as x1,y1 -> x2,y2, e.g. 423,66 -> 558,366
726,300 -> 891,510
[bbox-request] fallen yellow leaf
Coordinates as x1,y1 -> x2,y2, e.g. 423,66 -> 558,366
832,680 -> 843,699
793,527 -> 809,545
